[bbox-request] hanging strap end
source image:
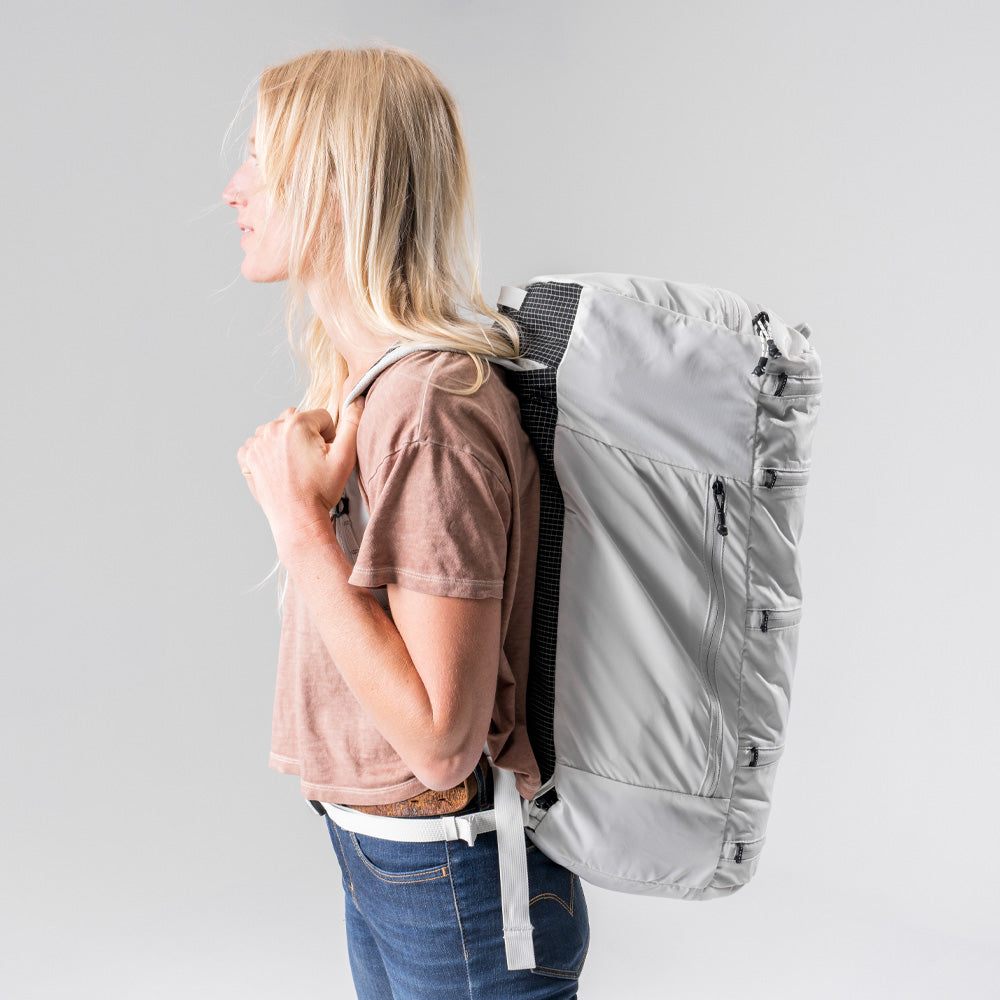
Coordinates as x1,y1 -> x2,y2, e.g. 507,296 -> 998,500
502,925 -> 537,971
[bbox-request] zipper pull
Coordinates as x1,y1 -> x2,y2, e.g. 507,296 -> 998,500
751,311 -> 771,376
749,745 -> 760,767
763,469 -> 777,489
774,371 -> 788,397
760,610 -> 770,633
712,479 -> 729,536
331,494 -> 350,520
756,311 -> 782,358
734,843 -> 745,864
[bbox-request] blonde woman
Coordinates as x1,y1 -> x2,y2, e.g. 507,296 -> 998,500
225,47 -> 589,998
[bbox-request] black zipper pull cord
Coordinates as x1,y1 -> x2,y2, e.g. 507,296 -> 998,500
331,494 -> 350,519
712,479 -> 729,536
775,371 -> 788,397
751,311 -> 771,376
734,843 -> 744,864
763,469 -> 777,489
749,746 -> 759,767
760,610 -> 770,633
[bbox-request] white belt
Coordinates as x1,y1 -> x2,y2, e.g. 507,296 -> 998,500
318,754 -> 535,971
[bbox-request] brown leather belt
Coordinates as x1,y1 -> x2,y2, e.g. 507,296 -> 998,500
339,753 -> 490,818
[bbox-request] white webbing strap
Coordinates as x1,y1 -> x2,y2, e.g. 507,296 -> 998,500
320,800 -> 498,847
497,284 -> 527,310
490,758 -> 536,970
318,757 -> 536,971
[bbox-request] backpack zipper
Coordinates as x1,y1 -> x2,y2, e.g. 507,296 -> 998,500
751,311 -> 782,377
712,479 -> 729,535
332,479 -> 393,616
738,742 -> 783,767
768,372 -> 821,398
331,495 -> 362,564
699,476 -> 728,798
743,607 -> 802,631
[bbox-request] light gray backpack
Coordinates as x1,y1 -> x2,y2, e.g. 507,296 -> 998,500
492,273 -> 821,900
331,272 -> 821,969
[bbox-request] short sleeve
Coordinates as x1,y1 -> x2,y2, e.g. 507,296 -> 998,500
349,439 -> 512,600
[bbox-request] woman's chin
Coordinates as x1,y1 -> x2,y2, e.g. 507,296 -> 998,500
241,258 -> 287,283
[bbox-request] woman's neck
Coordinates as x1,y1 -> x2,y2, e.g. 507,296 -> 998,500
305,273 -> 397,389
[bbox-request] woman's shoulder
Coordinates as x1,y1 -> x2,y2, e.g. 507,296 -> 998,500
358,349 -> 523,477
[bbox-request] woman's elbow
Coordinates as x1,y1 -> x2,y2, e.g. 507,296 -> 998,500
414,743 -> 484,793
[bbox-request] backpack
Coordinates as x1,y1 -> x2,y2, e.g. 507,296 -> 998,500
334,272 -> 821,967
491,273 -> 821,900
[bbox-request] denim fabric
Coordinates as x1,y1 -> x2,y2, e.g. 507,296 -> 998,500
322,765 -> 590,999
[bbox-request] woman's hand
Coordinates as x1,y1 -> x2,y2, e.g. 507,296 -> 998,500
237,398 -> 365,558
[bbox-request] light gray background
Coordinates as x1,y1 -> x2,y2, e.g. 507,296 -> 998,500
4,1 -> 997,997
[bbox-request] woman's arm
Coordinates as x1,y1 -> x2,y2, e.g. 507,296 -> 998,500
279,521 -> 501,790
237,401 -> 501,791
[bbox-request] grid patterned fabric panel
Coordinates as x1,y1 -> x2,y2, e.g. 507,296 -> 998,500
498,282 -> 582,785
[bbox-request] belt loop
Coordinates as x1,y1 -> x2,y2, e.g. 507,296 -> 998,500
445,815 -> 478,847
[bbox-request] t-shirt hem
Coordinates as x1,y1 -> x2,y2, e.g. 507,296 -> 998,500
348,566 -> 503,600
269,751 -> 430,804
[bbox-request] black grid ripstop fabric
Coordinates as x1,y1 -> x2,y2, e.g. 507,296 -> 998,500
497,282 -> 582,785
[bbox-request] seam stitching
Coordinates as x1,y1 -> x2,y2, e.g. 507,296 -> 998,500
348,833 -> 449,885
443,840 -> 474,999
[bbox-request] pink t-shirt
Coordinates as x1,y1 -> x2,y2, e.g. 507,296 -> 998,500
269,350 -> 542,804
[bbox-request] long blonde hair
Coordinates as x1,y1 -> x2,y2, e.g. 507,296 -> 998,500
252,45 -> 519,411
235,46 -> 521,606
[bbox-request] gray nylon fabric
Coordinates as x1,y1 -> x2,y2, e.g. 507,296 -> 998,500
504,274 -> 821,898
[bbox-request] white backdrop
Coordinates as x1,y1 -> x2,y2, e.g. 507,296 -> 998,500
3,1 -> 997,997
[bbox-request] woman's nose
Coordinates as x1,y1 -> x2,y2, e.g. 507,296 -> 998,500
222,176 -> 247,207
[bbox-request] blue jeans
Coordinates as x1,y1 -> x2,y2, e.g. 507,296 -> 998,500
321,771 -> 590,998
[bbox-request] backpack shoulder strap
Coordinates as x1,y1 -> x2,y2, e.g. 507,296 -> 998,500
340,339 -> 543,417
339,342 -> 448,412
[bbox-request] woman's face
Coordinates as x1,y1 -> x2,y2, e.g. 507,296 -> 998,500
222,121 -> 293,283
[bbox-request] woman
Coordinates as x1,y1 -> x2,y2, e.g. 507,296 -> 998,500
224,46 -> 589,998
